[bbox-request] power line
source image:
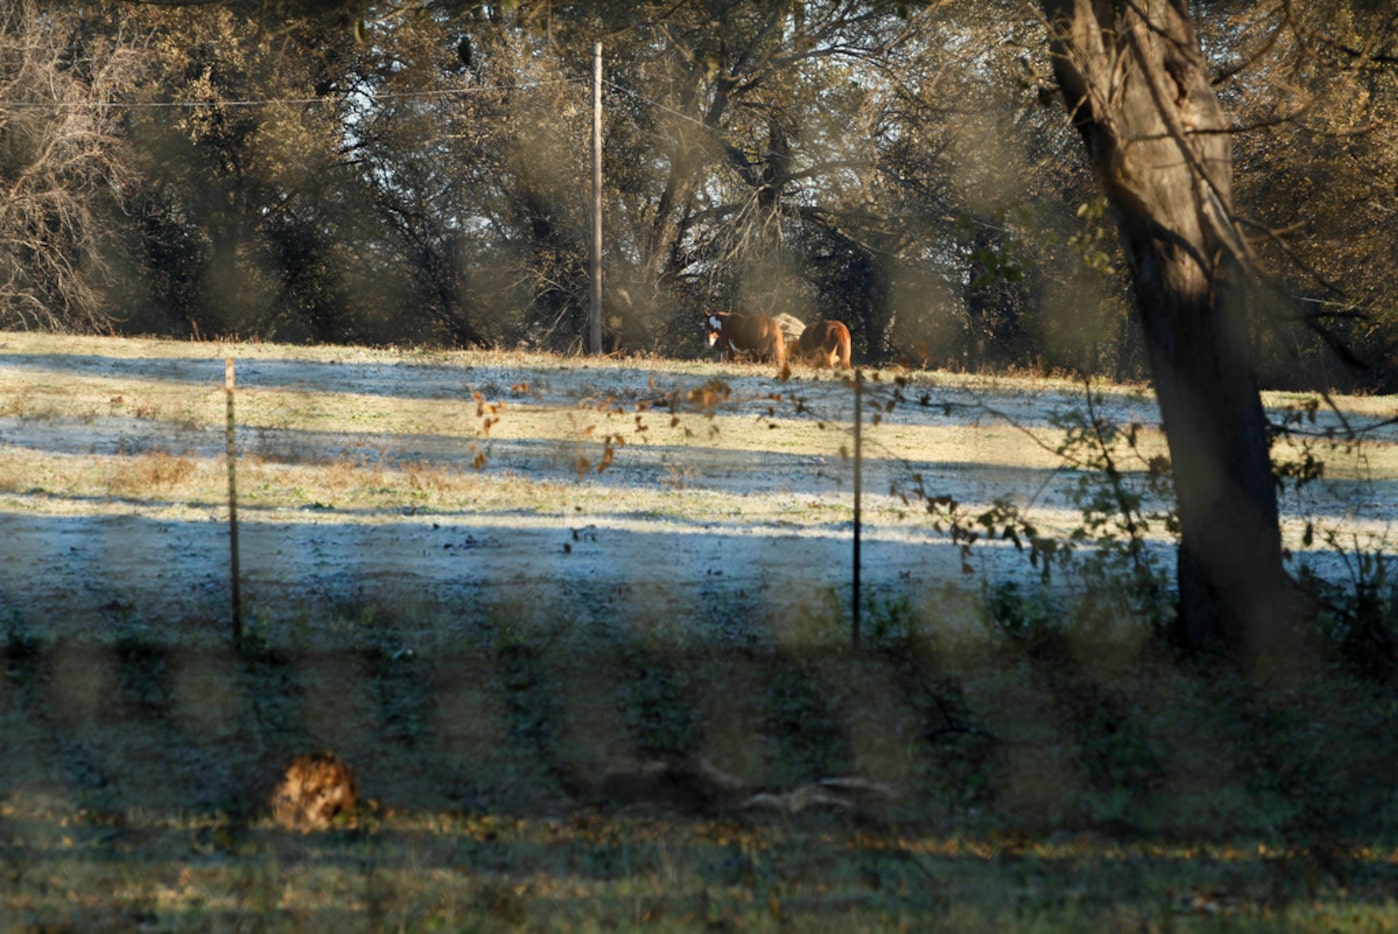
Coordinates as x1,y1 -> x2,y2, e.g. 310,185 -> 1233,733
0,77 -> 582,110
605,77 -> 712,132
1,73 -> 706,127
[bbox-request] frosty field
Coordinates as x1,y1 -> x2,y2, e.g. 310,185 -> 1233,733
1,330 -> 1393,648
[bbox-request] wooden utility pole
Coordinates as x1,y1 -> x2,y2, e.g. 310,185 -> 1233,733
590,40 -> 604,355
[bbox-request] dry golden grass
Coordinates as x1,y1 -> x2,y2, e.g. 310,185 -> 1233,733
106,450 -> 198,497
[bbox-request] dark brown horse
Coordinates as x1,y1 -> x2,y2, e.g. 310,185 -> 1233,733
704,311 -> 787,369
795,319 -> 852,369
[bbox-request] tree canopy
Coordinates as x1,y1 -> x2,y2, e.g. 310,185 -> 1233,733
1,0 -> 1389,390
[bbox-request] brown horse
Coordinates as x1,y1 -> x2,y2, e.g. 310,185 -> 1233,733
704,311 -> 787,369
795,319 -> 852,369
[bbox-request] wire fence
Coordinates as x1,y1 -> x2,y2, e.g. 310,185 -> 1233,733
218,354 -> 885,652
3,340 -> 1391,655
2,337 -> 1397,927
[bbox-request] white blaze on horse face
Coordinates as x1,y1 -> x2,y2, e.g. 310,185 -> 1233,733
706,315 -> 723,347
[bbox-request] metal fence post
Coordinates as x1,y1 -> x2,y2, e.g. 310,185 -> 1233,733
225,357 -> 242,648
852,368 -> 863,650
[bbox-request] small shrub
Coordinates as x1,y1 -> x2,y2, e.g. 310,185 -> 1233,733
269,751 -> 359,831
982,580 -> 1066,656
1302,547 -> 1398,678
865,592 -> 917,643
619,650 -> 699,756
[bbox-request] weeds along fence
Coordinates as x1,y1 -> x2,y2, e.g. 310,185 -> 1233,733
203,355 -> 1178,655
210,367 -> 878,653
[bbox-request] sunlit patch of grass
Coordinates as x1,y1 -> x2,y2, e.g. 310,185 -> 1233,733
0,392 -> 56,421
125,397 -> 163,421
312,451 -> 389,500
402,460 -> 460,497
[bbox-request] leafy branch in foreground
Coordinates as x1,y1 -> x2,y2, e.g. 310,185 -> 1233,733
1047,387 -> 1175,623
1271,395 -> 1398,672
1301,526 -> 1397,677
888,380 -> 1176,627
890,376 -> 1395,657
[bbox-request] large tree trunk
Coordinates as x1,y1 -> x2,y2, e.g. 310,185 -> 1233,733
1040,0 -> 1299,655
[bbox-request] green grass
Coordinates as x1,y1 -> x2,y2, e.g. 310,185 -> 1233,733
4,593 -> 1398,930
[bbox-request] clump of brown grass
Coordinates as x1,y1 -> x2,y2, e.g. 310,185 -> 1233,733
317,452 -> 362,491
107,450 -> 196,496
0,391 -> 44,418
128,398 -> 162,420
269,751 -> 359,832
405,460 -> 456,495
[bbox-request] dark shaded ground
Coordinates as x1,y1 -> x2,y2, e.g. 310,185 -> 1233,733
4,595 -> 1398,928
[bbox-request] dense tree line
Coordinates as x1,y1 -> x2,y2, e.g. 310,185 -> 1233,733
2,1 -> 1391,391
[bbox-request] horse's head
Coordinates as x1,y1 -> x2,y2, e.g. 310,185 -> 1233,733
704,311 -> 729,347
